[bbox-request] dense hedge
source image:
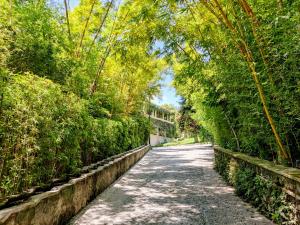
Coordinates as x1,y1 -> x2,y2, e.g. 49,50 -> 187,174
0,74 -> 149,198
214,149 -> 297,224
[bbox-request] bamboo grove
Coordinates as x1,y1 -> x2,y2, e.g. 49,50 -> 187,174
157,0 -> 299,165
0,0 -> 165,197
0,0 -> 299,198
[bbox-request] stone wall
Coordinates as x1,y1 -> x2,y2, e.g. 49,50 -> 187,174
214,146 -> 300,224
0,145 -> 150,225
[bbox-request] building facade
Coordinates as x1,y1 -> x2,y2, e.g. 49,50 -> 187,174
144,104 -> 176,146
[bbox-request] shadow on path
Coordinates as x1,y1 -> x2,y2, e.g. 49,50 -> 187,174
69,144 -> 273,225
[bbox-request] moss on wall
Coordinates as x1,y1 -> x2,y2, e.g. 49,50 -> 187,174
214,147 -> 298,224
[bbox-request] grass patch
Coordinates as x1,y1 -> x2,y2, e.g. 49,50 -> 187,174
156,138 -> 196,147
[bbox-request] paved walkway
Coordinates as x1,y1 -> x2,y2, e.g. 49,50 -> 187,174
69,144 -> 273,225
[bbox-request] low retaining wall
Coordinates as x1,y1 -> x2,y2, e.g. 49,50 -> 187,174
0,145 -> 151,225
214,146 -> 300,224
150,134 -> 173,146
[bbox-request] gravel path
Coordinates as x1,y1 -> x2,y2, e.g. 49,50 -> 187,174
69,144 -> 274,225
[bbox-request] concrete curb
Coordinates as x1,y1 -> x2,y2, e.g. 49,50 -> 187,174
0,145 -> 151,225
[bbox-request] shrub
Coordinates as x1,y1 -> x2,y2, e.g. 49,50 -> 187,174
0,74 -> 85,195
214,150 -> 297,224
0,74 -> 149,198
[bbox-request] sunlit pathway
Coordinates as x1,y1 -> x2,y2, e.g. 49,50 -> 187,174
69,144 -> 273,225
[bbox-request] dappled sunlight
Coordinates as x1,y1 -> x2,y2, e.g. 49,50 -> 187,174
1,1 -> 297,224
69,144 -> 273,225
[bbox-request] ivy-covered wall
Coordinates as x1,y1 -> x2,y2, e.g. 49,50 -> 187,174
214,146 -> 299,224
150,118 -> 176,138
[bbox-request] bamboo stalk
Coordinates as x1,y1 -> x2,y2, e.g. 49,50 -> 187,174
232,0 -> 290,162
89,3 -> 125,95
63,0 -> 72,40
184,0 -> 228,63
86,0 -> 114,56
211,0 -> 235,30
175,2 -> 241,151
245,51 -> 290,161
90,45 -> 111,94
224,113 -> 240,151
237,0 -> 273,84
175,41 -> 195,61
9,0 -> 12,25
76,0 -> 97,57
200,0 -> 291,162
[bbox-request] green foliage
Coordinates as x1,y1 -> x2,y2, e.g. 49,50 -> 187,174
214,152 -> 230,182
155,0 -> 300,164
0,74 -> 84,195
5,1 -> 74,83
236,170 -> 296,224
0,0 -> 298,211
0,0 -> 159,199
159,137 -> 195,147
151,118 -> 176,138
177,100 -> 200,136
0,74 -> 149,198
215,152 -> 297,224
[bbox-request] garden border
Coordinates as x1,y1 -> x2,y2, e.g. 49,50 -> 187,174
0,145 -> 151,225
214,145 -> 300,223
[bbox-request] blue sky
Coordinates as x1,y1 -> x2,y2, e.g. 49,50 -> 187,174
69,0 -> 79,9
151,41 -> 181,108
152,70 -> 181,108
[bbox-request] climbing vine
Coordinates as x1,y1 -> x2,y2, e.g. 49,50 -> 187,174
215,152 -> 297,224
